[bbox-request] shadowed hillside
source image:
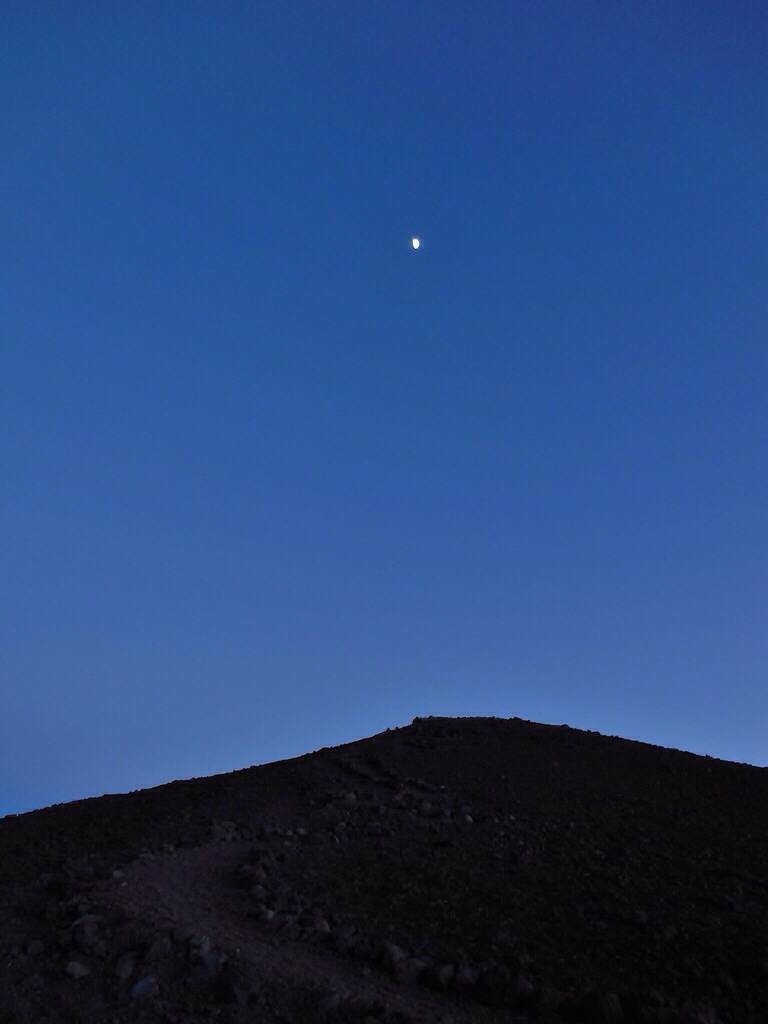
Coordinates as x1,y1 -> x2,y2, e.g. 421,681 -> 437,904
1,715 -> 766,1023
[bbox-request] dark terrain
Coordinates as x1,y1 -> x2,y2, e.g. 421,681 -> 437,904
1,715 -> 767,1023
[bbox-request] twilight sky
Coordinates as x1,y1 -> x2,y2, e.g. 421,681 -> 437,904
2,2 -> 767,817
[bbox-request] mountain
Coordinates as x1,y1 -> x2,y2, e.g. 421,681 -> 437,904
1,715 -> 766,1023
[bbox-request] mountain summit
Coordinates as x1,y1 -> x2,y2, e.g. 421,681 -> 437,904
2,715 -> 766,1022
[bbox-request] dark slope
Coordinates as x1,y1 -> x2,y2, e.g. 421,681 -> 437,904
1,715 -> 766,1023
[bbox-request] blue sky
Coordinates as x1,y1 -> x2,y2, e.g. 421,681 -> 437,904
2,2 -> 766,817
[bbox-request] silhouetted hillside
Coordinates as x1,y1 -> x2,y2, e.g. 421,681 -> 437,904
2,715 -> 766,1023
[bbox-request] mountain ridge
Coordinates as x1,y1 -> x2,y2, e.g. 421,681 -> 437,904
2,715 -> 766,1023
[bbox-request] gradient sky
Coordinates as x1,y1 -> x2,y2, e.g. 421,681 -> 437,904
2,1 -> 767,817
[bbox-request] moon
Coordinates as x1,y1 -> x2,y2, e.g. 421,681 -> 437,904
411,237 -> 421,250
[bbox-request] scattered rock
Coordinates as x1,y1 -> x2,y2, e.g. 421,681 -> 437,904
454,962 -> 481,989
514,973 -> 537,1008
394,956 -> 430,984
477,962 -> 516,1006
603,991 -> 625,1022
211,819 -> 240,842
65,960 -> 90,979
145,933 -> 172,961
172,925 -> 196,945
437,963 -> 455,987
115,952 -> 136,981
130,974 -> 159,999
189,934 -> 212,957
381,940 -> 408,969
318,989 -> 344,1014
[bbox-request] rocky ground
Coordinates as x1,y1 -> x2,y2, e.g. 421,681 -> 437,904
1,715 -> 767,1023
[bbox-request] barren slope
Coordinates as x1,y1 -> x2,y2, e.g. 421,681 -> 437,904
1,715 -> 767,1023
